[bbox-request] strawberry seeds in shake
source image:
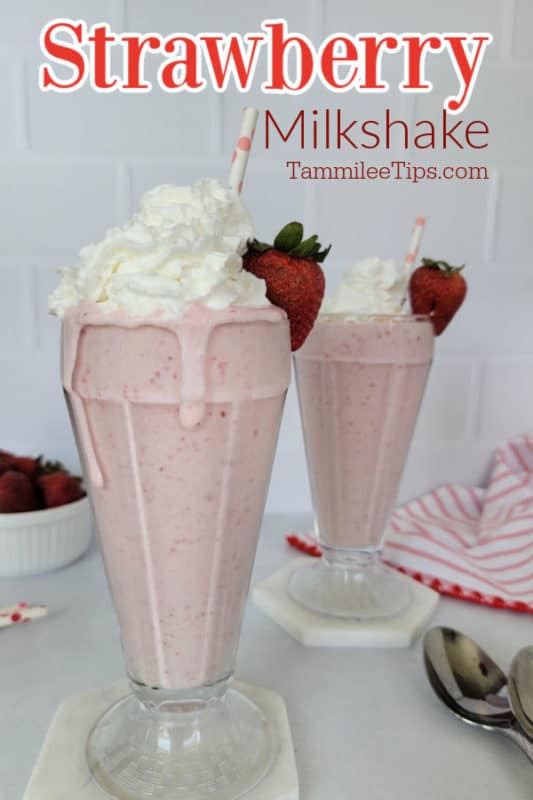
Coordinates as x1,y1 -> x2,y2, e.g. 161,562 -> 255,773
48,108 -> 328,800
288,223 -> 467,620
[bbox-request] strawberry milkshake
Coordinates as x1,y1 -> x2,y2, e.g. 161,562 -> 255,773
290,258 -> 434,619
50,179 -> 291,799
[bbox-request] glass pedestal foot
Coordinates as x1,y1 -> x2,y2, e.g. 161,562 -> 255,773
288,553 -> 412,620
87,679 -> 276,800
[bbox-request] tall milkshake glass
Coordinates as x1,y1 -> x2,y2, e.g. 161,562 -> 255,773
290,314 -> 433,619
51,170 -> 292,799
62,302 -> 290,799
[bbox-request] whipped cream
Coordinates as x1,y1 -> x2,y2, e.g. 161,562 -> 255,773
320,257 -> 407,317
49,179 -> 268,318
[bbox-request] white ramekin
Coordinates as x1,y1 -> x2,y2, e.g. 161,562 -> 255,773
0,496 -> 93,577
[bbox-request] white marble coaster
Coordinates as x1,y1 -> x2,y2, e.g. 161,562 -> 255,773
24,680 -> 299,800
253,558 -> 439,648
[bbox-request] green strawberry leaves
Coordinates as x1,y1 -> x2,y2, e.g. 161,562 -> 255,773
247,239 -> 271,253
248,221 -> 331,263
274,221 -> 303,251
291,235 -> 331,262
37,456 -> 82,481
421,258 -> 465,275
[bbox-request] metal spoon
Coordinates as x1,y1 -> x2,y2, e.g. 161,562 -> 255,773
423,626 -> 533,761
509,646 -> 533,740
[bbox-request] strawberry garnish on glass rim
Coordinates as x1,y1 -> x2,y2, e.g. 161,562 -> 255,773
243,221 -> 331,351
408,257 -> 467,336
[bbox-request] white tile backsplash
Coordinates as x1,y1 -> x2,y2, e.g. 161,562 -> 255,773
492,172 -> 533,263
413,357 -> 474,442
316,170 -> 492,267
0,0 -> 122,47
512,0 -> 533,62
27,59 -> 219,157
323,0 -> 504,61
478,360 -> 533,439
414,62 -> 533,168
0,263 -> 34,356
125,0 -> 315,38
0,55 -> 20,150
0,158 -> 121,253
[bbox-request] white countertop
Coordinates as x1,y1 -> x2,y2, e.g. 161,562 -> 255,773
1,513 -> 532,799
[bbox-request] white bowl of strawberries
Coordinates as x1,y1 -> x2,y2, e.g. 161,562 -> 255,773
0,450 -> 92,577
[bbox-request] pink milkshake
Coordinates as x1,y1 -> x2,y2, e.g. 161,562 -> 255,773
289,259 -> 434,619
295,316 -> 433,550
50,179 -> 291,799
62,302 -> 289,690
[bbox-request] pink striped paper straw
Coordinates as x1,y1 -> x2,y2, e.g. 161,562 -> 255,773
404,215 -> 426,276
0,602 -> 47,629
228,106 -> 259,194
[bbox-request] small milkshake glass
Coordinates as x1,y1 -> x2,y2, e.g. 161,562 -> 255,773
290,260 -> 434,619
52,181 -> 291,799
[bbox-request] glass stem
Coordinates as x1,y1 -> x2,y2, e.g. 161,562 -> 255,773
129,673 -> 232,715
321,545 -> 382,571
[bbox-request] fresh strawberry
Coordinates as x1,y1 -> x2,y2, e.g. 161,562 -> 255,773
0,450 -> 15,476
243,222 -> 330,350
37,457 -> 69,476
408,258 -> 467,335
0,450 -> 39,478
12,455 -> 40,478
37,471 -> 85,509
0,470 -> 39,513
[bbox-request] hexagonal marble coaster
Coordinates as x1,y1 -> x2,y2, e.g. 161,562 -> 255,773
24,680 -> 299,800
253,558 -> 439,647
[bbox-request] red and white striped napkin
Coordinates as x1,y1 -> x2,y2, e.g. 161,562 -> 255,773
384,433 -> 533,611
288,434 -> 533,613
